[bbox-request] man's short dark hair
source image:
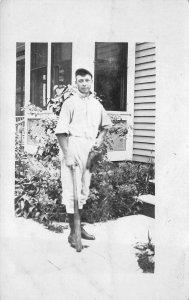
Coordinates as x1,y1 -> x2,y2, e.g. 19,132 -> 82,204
75,68 -> 93,79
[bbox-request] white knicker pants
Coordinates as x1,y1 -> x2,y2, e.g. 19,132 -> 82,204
61,136 -> 94,214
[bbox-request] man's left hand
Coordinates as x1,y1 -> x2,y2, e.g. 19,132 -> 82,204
86,150 -> 102,172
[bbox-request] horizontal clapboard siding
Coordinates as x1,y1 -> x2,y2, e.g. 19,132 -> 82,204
134,110 -> 156,117
134,90 -> 156,97
134,123 -> 155,130
133,42 -> 156,163
135,47 -> 155,58
134,136 -> 155,143
134,96 -> 155,104
135,61 -> 155,71
135,43 -> 155,51
134,103 -> 155,110
135,83 -> 155,90
135,75 -> 156,84
133,142 -> 155,151
135,68 -> 156,78
135,55 -> 155,64
132,155 -> 154,163
133,149 -> 155,157
134,129 -> 155,137
134,116 -> 155,123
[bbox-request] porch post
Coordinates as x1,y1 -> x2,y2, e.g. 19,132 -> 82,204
24,42 -> 31,152
47,42 -> 51,109
125,42 -> 135,160
25,42 -> 31,106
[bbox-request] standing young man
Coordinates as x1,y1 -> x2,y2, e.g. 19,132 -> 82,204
55,68 -> 112,247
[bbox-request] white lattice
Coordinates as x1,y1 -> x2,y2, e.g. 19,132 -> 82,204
15,117 -> 25,145
27,119 -> 46,145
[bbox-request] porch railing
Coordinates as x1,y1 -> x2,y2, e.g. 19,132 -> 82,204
15,116 -> 25,145
16,116 -> 25,123
16,111 -> 133,160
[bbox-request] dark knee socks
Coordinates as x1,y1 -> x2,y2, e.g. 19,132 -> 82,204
68,214 -> 74,234
68,209 -> 83,234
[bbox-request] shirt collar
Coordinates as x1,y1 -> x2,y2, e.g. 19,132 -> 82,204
77,90 -> 93,99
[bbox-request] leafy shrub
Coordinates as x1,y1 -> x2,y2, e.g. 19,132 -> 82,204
82,159 -> 154,223
15,132 -> 66,226
134,231 -> 155,273
15,90 -> 154,225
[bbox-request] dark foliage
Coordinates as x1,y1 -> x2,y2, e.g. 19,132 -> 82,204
15,132 -> 66,226
15,97 -> 154,225
82,158 -> 154,223
134,232 -> 155,273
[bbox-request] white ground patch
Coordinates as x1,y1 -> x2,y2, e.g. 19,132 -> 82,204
1,215 -> 155,300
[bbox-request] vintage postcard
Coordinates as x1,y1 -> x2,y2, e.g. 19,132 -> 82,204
0,0 -> 189,299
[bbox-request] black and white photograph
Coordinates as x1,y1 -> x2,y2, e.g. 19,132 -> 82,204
1,1 -> 189,300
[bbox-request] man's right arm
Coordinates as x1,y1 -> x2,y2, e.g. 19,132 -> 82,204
56,133 -> 75,167
55,100 -> 75,167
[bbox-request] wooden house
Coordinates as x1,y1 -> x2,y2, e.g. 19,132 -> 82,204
16,42 -> 155,164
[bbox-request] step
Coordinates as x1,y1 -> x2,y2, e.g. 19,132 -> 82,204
149,179 -> 155,185
138,194 -> 155,219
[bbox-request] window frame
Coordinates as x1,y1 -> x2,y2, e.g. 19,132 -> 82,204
30,43 -> 48,109
24,41 -> 135,161
94,42 -> 128,112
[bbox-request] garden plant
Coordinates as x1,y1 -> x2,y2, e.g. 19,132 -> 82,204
134,230 -> 155,273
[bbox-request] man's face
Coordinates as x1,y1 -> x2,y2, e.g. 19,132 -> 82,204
75,74 -> 93,95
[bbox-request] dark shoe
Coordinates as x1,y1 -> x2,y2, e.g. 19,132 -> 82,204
81,227 -> 95,240
68,233 -> 76,248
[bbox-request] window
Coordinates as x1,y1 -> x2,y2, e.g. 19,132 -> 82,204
51,43 -> 72,98
16,43 -> 25,115
30,43 -> 48,108
94,42 -> 128,111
